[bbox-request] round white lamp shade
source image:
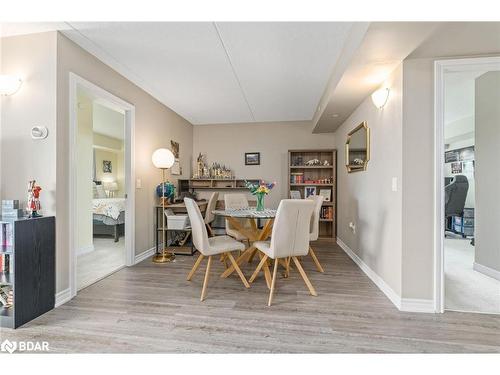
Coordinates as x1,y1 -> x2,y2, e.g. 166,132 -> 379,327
0,75 -> 22,96
152,148 -> 175,169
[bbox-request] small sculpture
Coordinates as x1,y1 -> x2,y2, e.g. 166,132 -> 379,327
323,160 -> 330,166
27,180 -> 42,217
305,159 -> 320,166
353,158 -> 364,165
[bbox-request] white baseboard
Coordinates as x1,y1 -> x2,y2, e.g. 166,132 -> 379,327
134,246 -> 156,264
400,298 -> 435,313
55,288 -> 72,307
473,262 -> 500,281
77,244 -> 94,256
337,237 -> 402,310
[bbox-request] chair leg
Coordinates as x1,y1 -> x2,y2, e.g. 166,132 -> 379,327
248,247 -> 257,263
200,256 -> 212,301
268,258 -> 279,306
249,254 -> 269,283
292,256 -> 317,296
309,246 -> 325,273
187,253 -> 205,281
227,252 -> 250,288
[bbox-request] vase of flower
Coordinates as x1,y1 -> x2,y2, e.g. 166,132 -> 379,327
245,180 -> 276,211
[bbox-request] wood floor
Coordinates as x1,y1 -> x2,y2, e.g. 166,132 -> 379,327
2,241 -> 499,353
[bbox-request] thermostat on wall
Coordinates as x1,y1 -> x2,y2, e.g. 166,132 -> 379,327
31,126 -> 49,140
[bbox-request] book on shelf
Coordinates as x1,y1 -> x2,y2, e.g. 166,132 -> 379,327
290,173 -> 304,184
0,222 -> 13,247
0,254 -> 13,273
320,206 -> 334,220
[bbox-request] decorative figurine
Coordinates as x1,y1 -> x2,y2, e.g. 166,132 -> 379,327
27,180 -> 42,217
323,160 -> 330,166
305,158 -> 320,166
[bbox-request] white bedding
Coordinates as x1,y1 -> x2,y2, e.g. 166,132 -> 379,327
92,198 -> 126,220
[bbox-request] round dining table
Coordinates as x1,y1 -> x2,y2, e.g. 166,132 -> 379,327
212,208 -> 277,288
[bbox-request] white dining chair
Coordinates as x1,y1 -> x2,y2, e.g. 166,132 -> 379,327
250,199 -> 316,306
204,192 -> 219,236
224,193 -> 251,245
307,195 -> 325,273
184,198 -> 250,301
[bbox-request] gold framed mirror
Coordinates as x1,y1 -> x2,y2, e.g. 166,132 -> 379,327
345,121 -> 370,173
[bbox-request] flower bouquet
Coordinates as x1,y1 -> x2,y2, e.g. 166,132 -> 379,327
245,180 -> 276,211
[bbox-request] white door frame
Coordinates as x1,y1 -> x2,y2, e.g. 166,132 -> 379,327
68,72 -> 136,299
433,56 -> 500,313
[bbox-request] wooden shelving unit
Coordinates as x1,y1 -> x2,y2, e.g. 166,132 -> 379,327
288,149 -> 337,240
178,178 -> 260,193
0,216 -> 55,329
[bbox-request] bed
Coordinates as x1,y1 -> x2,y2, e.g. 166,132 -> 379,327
93,197 -> 126,242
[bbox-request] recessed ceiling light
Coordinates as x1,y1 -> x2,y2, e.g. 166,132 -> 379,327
331,114 -> 339,118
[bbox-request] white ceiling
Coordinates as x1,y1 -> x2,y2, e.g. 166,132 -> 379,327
60,22 -> 353,125
93,102 -> 125,140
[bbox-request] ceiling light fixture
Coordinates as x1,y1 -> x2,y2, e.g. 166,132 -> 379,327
371,87 -> 390,109
0,75 -> 23,96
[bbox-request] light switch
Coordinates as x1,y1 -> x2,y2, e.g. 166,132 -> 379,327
136,178 -> 142,189
391,177 -> 398,192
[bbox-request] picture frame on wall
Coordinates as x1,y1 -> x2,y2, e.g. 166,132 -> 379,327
103,160 -> 112,173
304,186 -> 317,198
245,152 -> 260,165
451,162 -> 462,174
170,140 -> 180,159
319,189 -> 331,202
290,190 -> 301,199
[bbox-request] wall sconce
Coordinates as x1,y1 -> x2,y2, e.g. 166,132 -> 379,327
371,87 -> 390,109
0,75 -> 23,96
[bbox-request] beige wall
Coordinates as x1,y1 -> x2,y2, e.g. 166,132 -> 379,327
334,66 -> 403,296
54,32 -> 193,293
192,121 -> 336,208
474,71 -> 500,275
76,91 -> 94,252
0,32 -> 57,215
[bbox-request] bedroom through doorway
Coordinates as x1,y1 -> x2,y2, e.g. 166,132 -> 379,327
75,87 -> 127,291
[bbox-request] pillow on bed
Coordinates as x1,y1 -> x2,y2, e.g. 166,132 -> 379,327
95,184 -> 107,199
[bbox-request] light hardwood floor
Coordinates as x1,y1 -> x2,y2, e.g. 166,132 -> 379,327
2,241 -> 500,353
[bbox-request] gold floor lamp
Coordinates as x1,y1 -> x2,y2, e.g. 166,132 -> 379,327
152,148 -> 176,263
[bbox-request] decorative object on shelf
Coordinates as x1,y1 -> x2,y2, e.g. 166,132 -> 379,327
305,158 -> 321,166
319,189 -> 331,202
152,148 -> 176,263
290,190 -> 301,199
27,180 -> 42,218
245,152 -> 260,166
192,153 -> 234,179
245,180 -> 276,211
353,158 -> 364,165
103,160 -> 112,173
170,140 -> 180,159
323,160 -> 330,166
156,182 -> 175,205
291,155 -> 303,166
305,186 -> 317,198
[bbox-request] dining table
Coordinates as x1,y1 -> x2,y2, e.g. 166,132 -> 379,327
212,207 -> 277,288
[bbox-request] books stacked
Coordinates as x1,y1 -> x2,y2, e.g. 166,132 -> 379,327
320,206 -> 333,220
290,172 -> 304,184
1,222 -> 13,247
2,200 -> 24,218
0,254 -> 12,273
0,285 -> 13,308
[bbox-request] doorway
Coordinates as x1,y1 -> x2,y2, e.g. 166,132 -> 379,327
69,73 -> 135,298
435,57 -> 500,314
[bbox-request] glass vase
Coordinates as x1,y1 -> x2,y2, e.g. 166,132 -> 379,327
256,193 -> 265,211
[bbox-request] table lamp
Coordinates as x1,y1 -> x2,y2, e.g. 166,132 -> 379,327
152,148 -> 176,263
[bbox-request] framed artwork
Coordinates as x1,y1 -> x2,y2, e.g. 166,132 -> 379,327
103,160 -> 112,173
451,162 -> 462,174
445,150 -> 459,163
245,152 -> 260,165
170,140 -> 180,159
305,186 -> 317,198
319,189 -> 331,202
290,190 -> 301,199
171,160 -> 182,175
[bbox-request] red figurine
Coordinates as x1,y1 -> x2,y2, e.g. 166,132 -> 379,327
27,180 -> 42,217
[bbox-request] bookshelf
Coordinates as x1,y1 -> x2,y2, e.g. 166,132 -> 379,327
288,149 -> 337,240
0,216 -> 55,329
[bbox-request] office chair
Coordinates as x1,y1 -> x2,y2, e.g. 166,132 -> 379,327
444,175 -> 469,235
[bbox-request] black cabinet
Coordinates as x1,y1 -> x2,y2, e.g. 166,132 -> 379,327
0,216 -> 55,329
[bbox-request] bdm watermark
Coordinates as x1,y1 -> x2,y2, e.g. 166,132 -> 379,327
1,339 -> 49,353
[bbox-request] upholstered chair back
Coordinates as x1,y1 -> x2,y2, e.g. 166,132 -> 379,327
184,198 -> 210,254
307,195 -> 324,241
204,192 -> 219,224
224,193 -> 251,230
269,199 -> 314,258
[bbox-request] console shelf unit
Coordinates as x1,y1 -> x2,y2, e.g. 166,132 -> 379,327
288,149 -> 337,240
0,216 -> 55,329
